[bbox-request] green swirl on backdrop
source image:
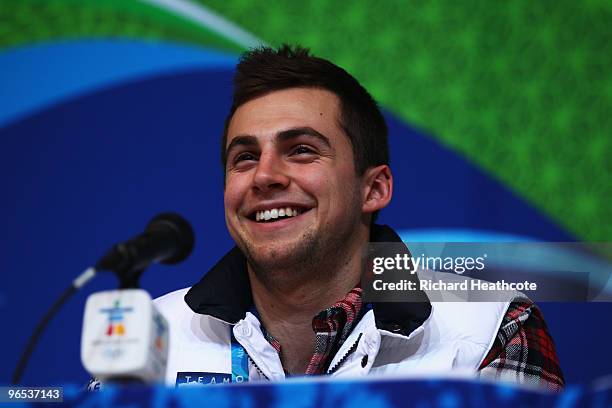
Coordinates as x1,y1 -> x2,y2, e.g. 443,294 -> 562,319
0,0 -> 242,52
1,0 -> 610,241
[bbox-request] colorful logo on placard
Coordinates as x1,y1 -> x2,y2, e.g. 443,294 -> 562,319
99,300 -> 133,337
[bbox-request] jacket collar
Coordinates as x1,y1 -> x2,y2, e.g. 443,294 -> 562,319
184,224 -> 431,337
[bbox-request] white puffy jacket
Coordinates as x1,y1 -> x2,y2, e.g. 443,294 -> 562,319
154,225 -> 522,387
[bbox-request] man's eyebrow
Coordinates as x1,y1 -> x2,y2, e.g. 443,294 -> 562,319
277,127 -> 331,148
225,127 -> 332,158
225,135 -> 258,157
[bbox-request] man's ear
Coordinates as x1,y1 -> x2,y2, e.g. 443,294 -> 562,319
361,165 -> 393,214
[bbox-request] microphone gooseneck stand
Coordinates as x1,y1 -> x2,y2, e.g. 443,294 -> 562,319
12,263 -> 147,384
11,267 -> 98,384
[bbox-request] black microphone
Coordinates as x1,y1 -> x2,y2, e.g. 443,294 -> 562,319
13,212 -> 194,384
95,212 -> 195,286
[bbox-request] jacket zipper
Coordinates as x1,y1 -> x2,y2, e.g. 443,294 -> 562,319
243,332 -> 364,379
246,353 -> 270,380
326,333 -> 363,375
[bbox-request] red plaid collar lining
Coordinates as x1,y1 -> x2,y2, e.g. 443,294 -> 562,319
262,286 -> 364,375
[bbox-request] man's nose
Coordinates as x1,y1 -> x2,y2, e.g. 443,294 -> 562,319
252,151 -> 290,193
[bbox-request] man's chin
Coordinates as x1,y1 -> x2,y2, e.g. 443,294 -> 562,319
246,245 -> 304,270
242,234 -> 318,272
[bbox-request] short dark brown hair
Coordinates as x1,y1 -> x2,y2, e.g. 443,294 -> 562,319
221,44 -> 389,176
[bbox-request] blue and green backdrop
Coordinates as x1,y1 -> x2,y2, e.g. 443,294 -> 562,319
0,0 -> 610,385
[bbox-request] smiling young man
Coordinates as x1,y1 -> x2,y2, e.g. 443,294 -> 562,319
153,45 -> 564,390
223,85 -> 390,374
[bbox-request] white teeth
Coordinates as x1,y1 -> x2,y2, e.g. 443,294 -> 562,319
254,207 -> 303,222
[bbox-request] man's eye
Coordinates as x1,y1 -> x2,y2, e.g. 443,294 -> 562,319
235,152 -> 257,162
291,145 -> 315,155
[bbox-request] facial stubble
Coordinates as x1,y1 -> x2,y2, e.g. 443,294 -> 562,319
241,195 -> 364,290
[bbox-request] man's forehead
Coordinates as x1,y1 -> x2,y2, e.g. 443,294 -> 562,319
226,88 -> 342,146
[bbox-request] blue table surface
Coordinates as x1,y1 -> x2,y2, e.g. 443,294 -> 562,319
8,376 -> 610,407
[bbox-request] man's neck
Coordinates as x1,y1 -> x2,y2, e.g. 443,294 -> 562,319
247,244 -> 364,375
